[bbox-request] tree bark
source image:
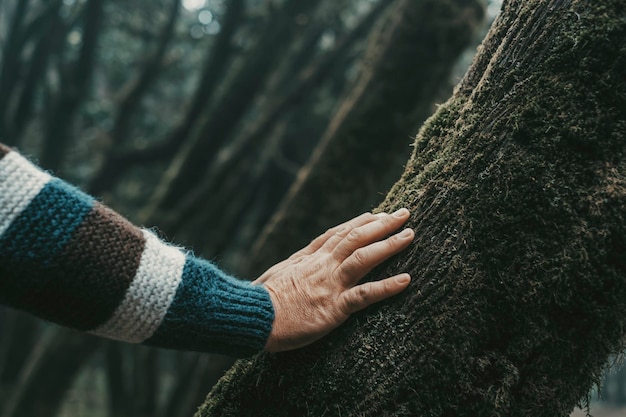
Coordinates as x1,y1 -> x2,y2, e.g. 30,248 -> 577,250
195,1 -> 626,416
248,0 -> 485,275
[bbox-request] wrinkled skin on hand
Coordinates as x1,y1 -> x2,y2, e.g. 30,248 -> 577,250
254,209 -> 414,352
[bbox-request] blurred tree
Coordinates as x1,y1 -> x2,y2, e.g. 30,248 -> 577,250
248,0 -> 485,276
161,0 -> 400,255
142,0 -> 326,218
40,0 -> 105,172
0,0 -> 64,146
196,0 -> 626,416
87,0 -> 244,195
1,328 -> 100,417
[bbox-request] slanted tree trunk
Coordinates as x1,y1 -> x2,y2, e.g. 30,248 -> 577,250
196,1 -> 626,416
248,0 -> 485,275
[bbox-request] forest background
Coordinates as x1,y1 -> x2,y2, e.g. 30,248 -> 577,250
0,0 -> 624,416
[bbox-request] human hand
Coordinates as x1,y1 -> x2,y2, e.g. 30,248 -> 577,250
253,209 -> 414,353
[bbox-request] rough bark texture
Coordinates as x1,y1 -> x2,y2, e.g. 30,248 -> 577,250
248,0 -> 485,276
196,0 -> 626,416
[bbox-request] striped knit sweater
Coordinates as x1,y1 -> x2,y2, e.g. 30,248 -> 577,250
0,143 -> 274,357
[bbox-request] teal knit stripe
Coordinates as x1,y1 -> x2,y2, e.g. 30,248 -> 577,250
0,178 -> 94,264
145,256 -> 274,357
0,179 -> 95,320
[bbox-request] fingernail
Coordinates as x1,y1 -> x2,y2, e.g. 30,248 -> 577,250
398,228 -> 413,239
393,208 -> 409,218
395,274 -> 411,284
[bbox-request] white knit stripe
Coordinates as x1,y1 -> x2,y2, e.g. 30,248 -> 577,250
0,152 -> 52,237
92,230 -> 186,343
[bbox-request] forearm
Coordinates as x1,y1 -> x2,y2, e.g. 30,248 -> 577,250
0,143 -> 273,357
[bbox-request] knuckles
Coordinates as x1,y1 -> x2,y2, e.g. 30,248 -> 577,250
346,227 -> 365,244
352,248 -> 369,267
343,285 -> 369,313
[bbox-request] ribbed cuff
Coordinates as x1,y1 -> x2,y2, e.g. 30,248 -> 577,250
145,256 -> 275,357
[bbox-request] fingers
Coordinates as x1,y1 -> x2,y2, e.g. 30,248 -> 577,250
338,274 -> 411,316
290,212 -> 377,259
332,208 -> 411,262
316,212 -> 380,254
338,227 -> 414,284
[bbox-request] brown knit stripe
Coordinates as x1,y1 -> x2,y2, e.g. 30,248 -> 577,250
0,143 -> 10,159
27,202 -> 146,330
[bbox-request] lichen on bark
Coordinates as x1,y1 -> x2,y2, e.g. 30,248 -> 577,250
196,0 -> 626,416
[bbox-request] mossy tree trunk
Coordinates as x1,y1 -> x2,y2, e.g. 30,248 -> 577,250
196,0 -> 626,416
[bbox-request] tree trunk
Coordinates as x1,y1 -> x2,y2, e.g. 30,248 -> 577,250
196,1 -> 626,416
248,0 -> 485,276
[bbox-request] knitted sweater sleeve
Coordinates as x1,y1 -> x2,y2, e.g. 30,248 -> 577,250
0,143 -> 274,357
